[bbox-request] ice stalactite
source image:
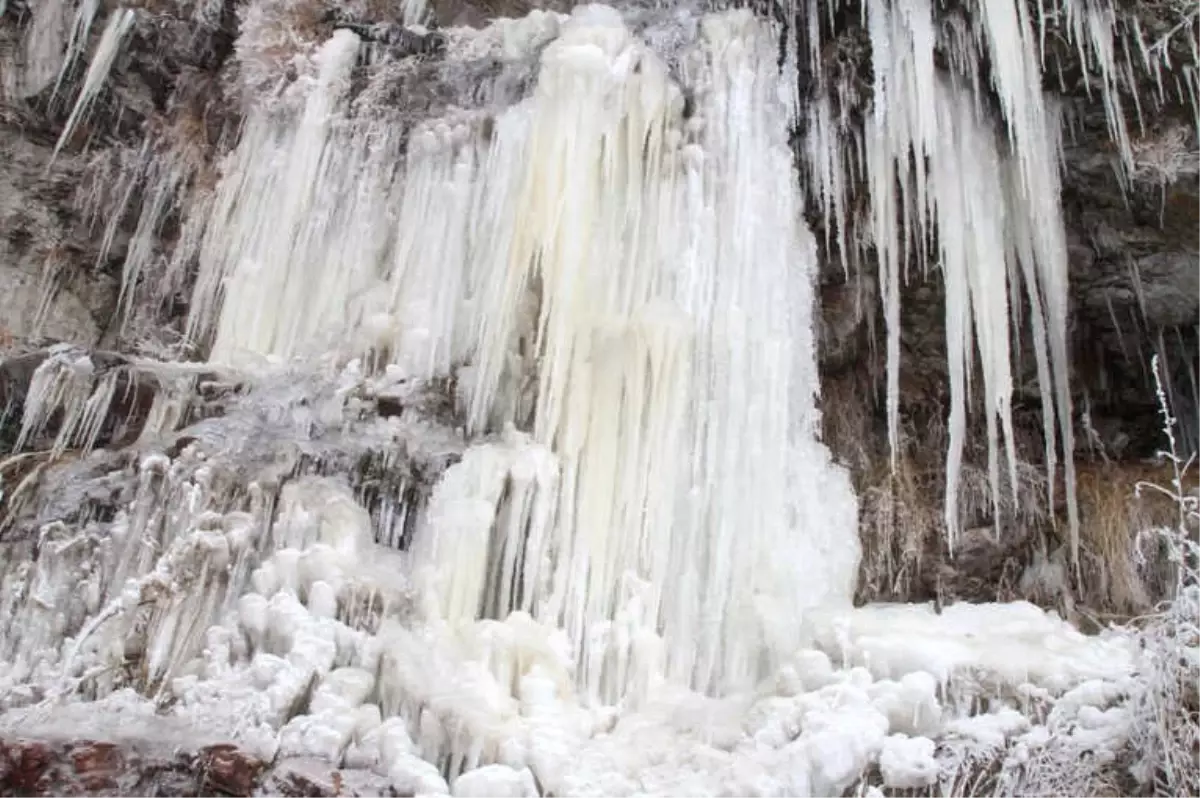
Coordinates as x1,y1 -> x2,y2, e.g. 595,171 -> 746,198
52,7 -> 135,160
187,29 -> 367,364
855,0 -> 1079,557
50,0 -> 101,105
13,345 -> 120,457
81,137 -> 207,330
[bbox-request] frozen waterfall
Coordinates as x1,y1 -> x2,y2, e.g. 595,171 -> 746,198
0,0 -> 1171,794
174,5 -> 860,701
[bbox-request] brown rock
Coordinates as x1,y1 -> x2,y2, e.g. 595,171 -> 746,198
198,743 -> 267,796
69,740 -> 127,792
0,739 -> 55,795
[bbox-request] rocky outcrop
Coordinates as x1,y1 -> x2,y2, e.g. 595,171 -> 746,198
0,736 -> 414,796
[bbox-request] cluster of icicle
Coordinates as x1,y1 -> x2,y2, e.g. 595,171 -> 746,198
799,0 -> 1199,562
872,0 -> 1080,556
167,4 -> 860,701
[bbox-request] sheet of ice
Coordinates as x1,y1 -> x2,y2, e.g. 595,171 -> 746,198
806,600 -> 1136,691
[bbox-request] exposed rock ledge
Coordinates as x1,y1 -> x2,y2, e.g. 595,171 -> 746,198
0,736 -> 404,796
0,699 -> 428,796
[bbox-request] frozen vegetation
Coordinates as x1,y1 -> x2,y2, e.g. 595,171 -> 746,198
0,0 -> 1196,795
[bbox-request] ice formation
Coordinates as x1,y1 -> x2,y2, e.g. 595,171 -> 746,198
52,5 -> 134,159
797,0 -> 1195,561
0,0 -> 1189,795
855,0 -> 1080,556
173,4 -> 860,701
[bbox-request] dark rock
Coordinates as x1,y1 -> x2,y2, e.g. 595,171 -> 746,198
0,738 -> 54,795
0,736 -> 408,797
198,743 -> 266,796
68,741 -> 125,792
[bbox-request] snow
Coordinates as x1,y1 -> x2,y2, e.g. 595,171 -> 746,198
807,601 -> 1136,691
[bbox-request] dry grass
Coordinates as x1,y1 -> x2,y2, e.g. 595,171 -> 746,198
822,361 -> 1193,620
857,454 -> 938,602
853,451 -> 1189,615
852,449 -> 1054,606
1074,460 -> 1189,617
819,372 -> 940,603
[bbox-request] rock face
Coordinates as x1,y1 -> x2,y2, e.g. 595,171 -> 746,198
0,737 -> 413,796
0,129 -> 111,352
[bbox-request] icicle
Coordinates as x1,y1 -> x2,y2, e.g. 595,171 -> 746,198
52,8 -> 136,161
865,0 -> 941,473
15,347 -> 96,454
186,29 -> 367,365
1058,0 -> 1134,176
115,146 -> 194,325
861,0 -> 1078,559
50,0 -> 102,106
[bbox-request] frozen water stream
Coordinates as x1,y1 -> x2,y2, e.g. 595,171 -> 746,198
0,1 -> 1167,795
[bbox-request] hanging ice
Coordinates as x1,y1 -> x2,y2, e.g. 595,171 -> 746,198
862,0 -> 1078,557
178,6 -> 859,700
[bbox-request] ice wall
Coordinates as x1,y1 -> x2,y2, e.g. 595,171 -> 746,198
176,5 -> 859,701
